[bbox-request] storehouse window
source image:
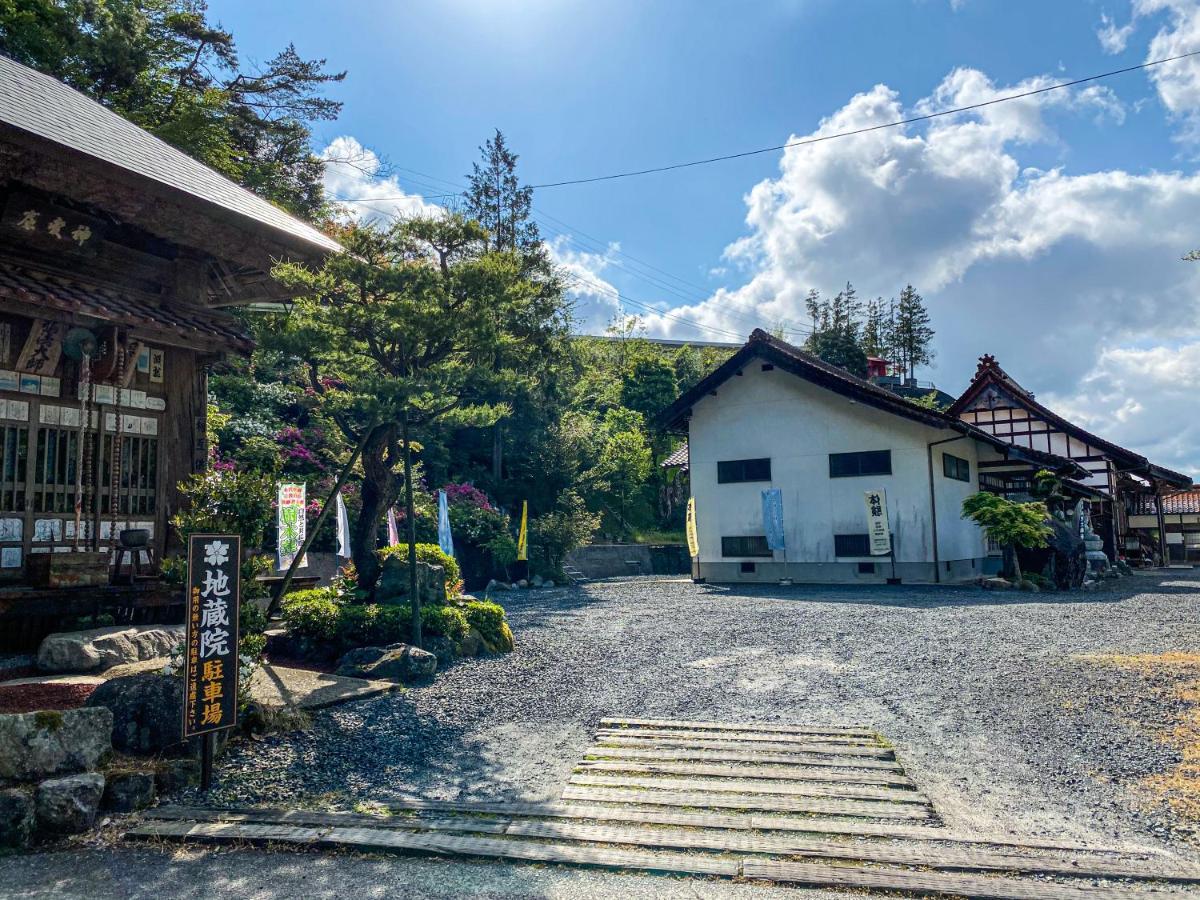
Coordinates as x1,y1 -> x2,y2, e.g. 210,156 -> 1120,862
717,458 -> 772,484
943,453 -> 970,482
0,424 -> 28,512
828,450 -> 892,478
834,533 -> 872,557
721,535 -> 772,557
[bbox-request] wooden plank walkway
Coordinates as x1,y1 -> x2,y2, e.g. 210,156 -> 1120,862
126,717 -> 1200,898
142,806 -> 1197,882
127,817 -> 1169,900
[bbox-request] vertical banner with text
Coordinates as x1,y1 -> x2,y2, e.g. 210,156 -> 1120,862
277,483 -> 307,569
762,488 -> 785,551
183,534 -> 241,738
685,498 -> 699,558
864,489 -> 892,556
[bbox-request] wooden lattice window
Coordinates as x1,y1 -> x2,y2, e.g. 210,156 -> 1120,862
0,424 -> 28,512
98,433 -> 158,516
32,426 -> 80,513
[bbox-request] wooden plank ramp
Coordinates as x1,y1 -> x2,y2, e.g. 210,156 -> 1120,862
126,815 -> 1183,899
567,772 -> 927,804
141,806 -> 1199,883
125,718 -> 1200,898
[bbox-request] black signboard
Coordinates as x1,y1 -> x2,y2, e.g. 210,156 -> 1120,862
183,534 -> 241,738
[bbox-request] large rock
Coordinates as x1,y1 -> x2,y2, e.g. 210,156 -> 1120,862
377,558 -> 445,606
85,672 -> 188,755
0,788 -> 35,848
102,770 -> 156,813
37,625 -> 183,674
35,773 -> 104,834
423,635 -> 457,667
458,628 -> 484,658
155,758 -> 200,796
334,644 -> 436,682
0,707 -> 112,781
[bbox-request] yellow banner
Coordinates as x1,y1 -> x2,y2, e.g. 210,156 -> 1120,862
686,497 -> 699,558
516,500 -> 528,561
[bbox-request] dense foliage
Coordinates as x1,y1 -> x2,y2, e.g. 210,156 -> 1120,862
962,492 -> 1051,582
804,282 -> 935,381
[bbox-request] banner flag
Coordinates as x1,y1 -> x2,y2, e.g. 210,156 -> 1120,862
437,489 -> 455,558
685,497 -> 699,558
516,500 -> 528,562
864,489 -> 891,556
335,492 -> 350,559
762,488 -> 785,551
277,483 -> 307,569
386,506 -> 400,547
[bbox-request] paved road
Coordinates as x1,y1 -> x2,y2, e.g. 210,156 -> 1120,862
5,569 -> 1200,897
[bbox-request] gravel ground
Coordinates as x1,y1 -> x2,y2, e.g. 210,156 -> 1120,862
202,569 -> 1200,852
7,569 -> 1200,898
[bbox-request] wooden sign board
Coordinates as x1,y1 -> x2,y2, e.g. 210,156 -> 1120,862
183,534 -> 241,738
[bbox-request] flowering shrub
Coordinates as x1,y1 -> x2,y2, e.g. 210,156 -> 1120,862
442,482 -> 494,511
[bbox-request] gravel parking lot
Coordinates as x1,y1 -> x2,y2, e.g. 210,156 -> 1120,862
8,570 -> 1200,900
202,569 -> 1200,855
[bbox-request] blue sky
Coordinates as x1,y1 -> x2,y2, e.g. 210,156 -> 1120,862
210,0 -> 1200,475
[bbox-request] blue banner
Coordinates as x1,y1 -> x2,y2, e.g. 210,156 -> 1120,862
437,489 -> 455,558
762,488 -> 785,551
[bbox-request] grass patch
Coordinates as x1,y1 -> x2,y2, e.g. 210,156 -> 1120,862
1080,651 -> 1200,822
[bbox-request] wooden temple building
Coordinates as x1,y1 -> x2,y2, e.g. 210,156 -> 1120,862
948,355 -> 1192,565
0,56 -> 339,646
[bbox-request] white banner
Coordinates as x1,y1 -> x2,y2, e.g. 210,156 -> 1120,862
864,489 -> 891,556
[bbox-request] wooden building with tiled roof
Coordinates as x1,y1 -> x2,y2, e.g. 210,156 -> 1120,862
0,55 -> 338,643
948,354 -> 1192,565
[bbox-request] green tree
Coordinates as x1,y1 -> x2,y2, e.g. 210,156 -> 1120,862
0,0 -> 344,217
892,285 -> 935,381
806,329 -> 868,378
270,214 -> 564,645
588,408 -> 651,539
861,298 -> 890,358
961,492 -> 1051,582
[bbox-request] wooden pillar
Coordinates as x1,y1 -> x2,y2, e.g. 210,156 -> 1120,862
1155,483 -> 1168,566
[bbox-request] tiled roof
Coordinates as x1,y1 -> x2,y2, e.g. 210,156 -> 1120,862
662,444 -> 689,469
0,264 -> 253,352
0,54 -> 340,256
1135,490 -> 1200,516
658,329 -> 1088,480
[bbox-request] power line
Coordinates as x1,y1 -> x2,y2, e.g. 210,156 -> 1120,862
530,48 -> 1200,189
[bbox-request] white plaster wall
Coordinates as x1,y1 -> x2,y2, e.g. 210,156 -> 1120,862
688,364 -> 989,567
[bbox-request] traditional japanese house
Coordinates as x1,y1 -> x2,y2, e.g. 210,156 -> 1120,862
660,330 -> 1087,584
1129,490 -> 1200,565
948,355 -> 1192,564
0,57 -> 339,645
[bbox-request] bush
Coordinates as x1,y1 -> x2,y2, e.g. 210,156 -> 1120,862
422,604 -> 470,642
463,600 -> 512,651
338,603 -> 407,647
529,491 -> 599,579
380,542 -> 461,596
281,587 -> 341,643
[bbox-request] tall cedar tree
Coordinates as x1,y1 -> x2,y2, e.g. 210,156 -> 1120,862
270,215 -> 562,645
461,130 -> 562,483
893,285 -> 935,380
803,283 -> 869,377
0,0 -> 344,217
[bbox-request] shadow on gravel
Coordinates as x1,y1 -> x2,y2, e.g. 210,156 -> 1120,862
687,570 -> 1192,609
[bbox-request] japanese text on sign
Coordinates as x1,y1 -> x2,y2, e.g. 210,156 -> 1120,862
183,534 -> 241,738
864,489 -> 892,557
277,483 -> 308,569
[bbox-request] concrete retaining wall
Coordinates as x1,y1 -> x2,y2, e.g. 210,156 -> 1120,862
565,544 -> 689,580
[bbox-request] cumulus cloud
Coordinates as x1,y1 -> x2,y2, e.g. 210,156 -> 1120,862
321,136 -> 442,224
638,65 -> 1200,470
545,236 -> 624,332
1126,0 -> 1200,142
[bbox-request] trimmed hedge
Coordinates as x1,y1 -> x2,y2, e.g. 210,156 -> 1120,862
379,542 -> 461,592
463,600 -> 513,653
421,604 -> 470,642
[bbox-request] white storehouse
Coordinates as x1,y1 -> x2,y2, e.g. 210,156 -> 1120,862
660,331 -> 1085,584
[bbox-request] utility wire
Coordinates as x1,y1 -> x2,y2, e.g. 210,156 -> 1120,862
530,48 -> 1200,188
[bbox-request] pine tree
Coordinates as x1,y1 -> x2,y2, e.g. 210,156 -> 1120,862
861,298 -> 888,358
893,285 -> 935,381
463,129 -> 544,263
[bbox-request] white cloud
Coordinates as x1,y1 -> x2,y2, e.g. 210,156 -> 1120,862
638,65 -> 1200,471
545,236 -> 623,332
1047,341 -> 1200,476
321,136 -> 442,224
1097,11 -> 1136,53
1132,0 -> 1200,142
